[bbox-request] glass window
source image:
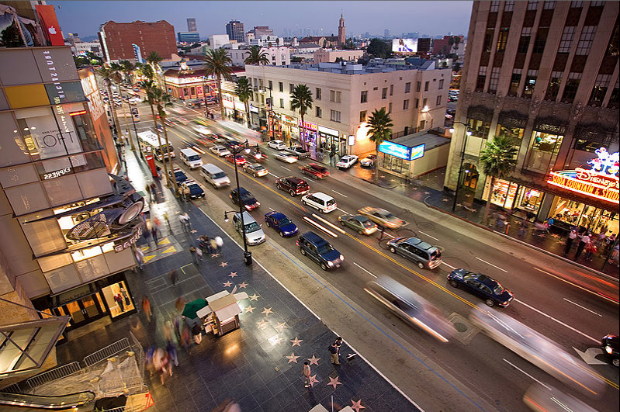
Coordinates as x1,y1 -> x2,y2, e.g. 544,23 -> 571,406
405,82 -> 411,93
527,1 -> 539,10
102,281 -> 135,318
606,24 -> 619,56
497,28 -> 509,52
424,81 -> 429,92
576,26 -> 597,55
359,110 -> 366,122
589,74 -> 611,106
514,186 -> 543,214
488,67 -> 501,92
361,90 -> 368,103
330,110 -> 341,122
545,72 -> 562,101
415,98 -> 419,108
497,123 -> 524,157
490,179 -> 519,208
316,87 -> 321,100
509,71 -> 522,96
316,106 -> 322,118
523,70 -> 537,97
570,1 -> 583,8
533,28 -> 548,53
558,26 -> 576,54
0,112 -> 31,167
279,82 -> 283,92
422,98 -> 427,108
416,82 -> 421,92
390,84 -> 394,96
562,73 -> 581,102
436,96 -> 441,106
543,1 -> 555,9
490,1 -> 500,12
20,216 -> 66,257
438,79 -> 444,89
483,29 -> 495,53
524,131 -> 564,173
504,1 -> 515,11
382,88 -> 387,99
403,100 -> 409,110
468,119 -> 492,138
289,83 -> 294,93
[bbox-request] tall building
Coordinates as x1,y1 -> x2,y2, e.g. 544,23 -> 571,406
226,20 -> 245,43
446,1 -> 619,235
338,14 -> 346,48
177,32 -> 200,43
253,26 -> 274,38
98,20 -> 176,62
384,29 -> 391,39
187,17 -> 197,32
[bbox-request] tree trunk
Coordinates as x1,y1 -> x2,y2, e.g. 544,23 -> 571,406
374,143 -> 380,184
118,86 -> 137,151
149,103 -> 169,186
245,101 -> 251,128
483,176 -> 494,226
217,74 -> 225,120
300,113 -> 305,150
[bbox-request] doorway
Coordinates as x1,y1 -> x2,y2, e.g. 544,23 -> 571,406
53,293 -> 107,330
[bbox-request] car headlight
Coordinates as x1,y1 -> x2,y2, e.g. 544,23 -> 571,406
327,261 -> 334,267
340,255 -> 344,261
605,346 -> 613,355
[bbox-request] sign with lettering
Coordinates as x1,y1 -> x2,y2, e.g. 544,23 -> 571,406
43,167 -> 71,180
379,142 -> 425,161
114,225 -> 143,252
299,121 -> 318,131
547,169 -> 619,204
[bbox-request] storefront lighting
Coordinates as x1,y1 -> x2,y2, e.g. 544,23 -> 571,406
69,110 -> 87,116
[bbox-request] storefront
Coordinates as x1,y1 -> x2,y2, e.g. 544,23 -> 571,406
279,114 -> 299,144
318,126 -> 344,156
377,131 -> 450,178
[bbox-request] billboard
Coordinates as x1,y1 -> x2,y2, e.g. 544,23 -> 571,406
392,38 -> 418,53
379,141 -> 425,161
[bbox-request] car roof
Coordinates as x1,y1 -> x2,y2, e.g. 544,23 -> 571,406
301,231 -> 329,246
232,187 -> 251,194
283,176 -> 305,183
369,277 -> 424,310
266,211 -> 286,219
403,237 -> 434,250
309,192 -> 334,201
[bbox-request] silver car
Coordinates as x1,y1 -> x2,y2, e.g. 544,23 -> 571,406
232,211 -> 266,246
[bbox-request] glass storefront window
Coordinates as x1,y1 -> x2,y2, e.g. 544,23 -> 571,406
71,245 -> 103,262
496,124 -> 524,155
548,197 -> 618,236
525,131 -> 564,173
102,281 -> 134,318
514,186 -> 543,213
467,119 -> 492,138
380,154 -> 409,175
490,179 -> 518,208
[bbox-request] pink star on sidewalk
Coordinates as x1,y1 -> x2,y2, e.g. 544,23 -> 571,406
219,262 -> 228,267
244,305 -> 255,313
285,353 -> 300,363
249,294 -> 260,301
309,375 -> 319,387
350,399 -> 366,411
327,376 -> 342,389
238,282 -> 248,289
290,337 -> 303,346
307,355 -> 320,366
262,307 -> 273,316
275,322 -> 287,331
229,271 -> 238,277
223,281 -> 232,287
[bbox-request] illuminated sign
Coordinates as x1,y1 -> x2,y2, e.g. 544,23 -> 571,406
114,225 -> 143,252
70,110 -> 87,116
587,148 -> 619,177
299,121 -> 318,131
379,142 -> 425,161
43,167 -> 71,180
547,168 -> 619,204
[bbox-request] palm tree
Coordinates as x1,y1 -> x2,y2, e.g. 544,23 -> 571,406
119,60 -> 135,87
204,48 -> 233,120
96,64 -> 122,143
235,77 -> 253,128
244,46 -> 269,66
139,63 -> 155,81
110,62 -> 136,151
290,84 -> 313,148
479,136 -> 518,224
367,108 -> 393,183
146,51 -> 164,87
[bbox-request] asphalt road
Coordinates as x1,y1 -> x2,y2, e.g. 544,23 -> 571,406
120,96 -> 619,412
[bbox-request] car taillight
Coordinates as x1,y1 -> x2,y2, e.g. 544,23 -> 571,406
296,240 -> 299,246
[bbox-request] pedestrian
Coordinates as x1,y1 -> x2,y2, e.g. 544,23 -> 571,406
564,229 -> 578,256
215,236 -> 223,253
183,185 -> 190,202
518,220 -> 527,239
609,243 -> 619,267
166,339 -> 179,367
189,246 -> 199,265
584,242 -> 597,262
134,247 -> 144,270
168,269 -> 179,285
120,287 -> 130,307
142,228 -> 152,246
150,182 -> 156,197
180,323 -> 192,353
302,361 -> 311,388
114,293 -> 125,312
163,211 -> 170,231
153,216 -> 161,228
179,213 -> 191,231
574,232 -> 591,261
210,237 -> 219,255
329,342 -> 340,365
192,322 -> 203,344
142,296 -> 152,323
145,184 -> 152,201
199,236 -> 212,254
195,246 -> 203,261
151,226 -> 159,246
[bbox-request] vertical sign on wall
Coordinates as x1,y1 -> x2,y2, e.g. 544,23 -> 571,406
35,5 -> 64,46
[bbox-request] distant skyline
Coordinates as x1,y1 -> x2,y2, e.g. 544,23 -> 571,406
49,1 -> 473,40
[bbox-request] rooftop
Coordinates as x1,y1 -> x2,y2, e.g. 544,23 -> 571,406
392,129 -> 451,150
261,60 -> 443,75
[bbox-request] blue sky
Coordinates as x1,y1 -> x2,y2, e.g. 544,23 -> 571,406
49,1 -> 473,39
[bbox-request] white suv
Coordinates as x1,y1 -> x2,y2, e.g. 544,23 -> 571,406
301,192 -> 337,213
268,140 -> 287,150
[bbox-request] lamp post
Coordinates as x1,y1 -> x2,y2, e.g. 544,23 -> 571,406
224,139 -> 252,265
268,85 -> 275,141
451,122 -> 472,212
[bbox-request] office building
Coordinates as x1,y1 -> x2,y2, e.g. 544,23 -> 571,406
98,20 -> 176,62
446,1 -> 619,235
178,32 -> 201,43
226,20 -> 245,43
187,17 -> 197,33
252,26 -> 274,38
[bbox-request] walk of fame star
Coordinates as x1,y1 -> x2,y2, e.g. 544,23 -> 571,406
238,282 -> 248,288
229,271 -> 238,277
223,281 -> 232,287
244,305 -> 254,313
285,353 -> 300,363
257,320 -> 268,329
249,294 -> 260,301
219,262 -> 228,267
190,229 -> 197,233
307,355 -> 320,366
211,253 -> 220,258
442,198 -> 449,202
309,375 -> 319,387
262,307 -> 273,316
327,376 -> 342,389
290,337 -> 303,346
350,399 -> 365,411
275,322 -> 287,331
268,335 -> 283,345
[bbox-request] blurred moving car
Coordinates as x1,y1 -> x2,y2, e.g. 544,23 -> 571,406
243,162 -> 268,177
210,145 -> 231,157
602,334 -> 619,367
193,124 -> 211,136
225,154 -> 247,166
447,269 -> 513,307
285,145 -> 310,159
523,383 -> 598,412
360,154 -> 376,168
388,237 -> 443,269
247,147 -> 268,162
179,180 -> 205,199
297,231 -> 344,271
336,155 -> 359,169
264,211 -> 299,237
300,163 -> 330,179
364,276 -> 453,342
338,214 -> 378,235
274,152 -> 298,163
358,207 -> 405,229
275,176 -> 310,197
267,140 -> 287,150
229,187 -> 260,211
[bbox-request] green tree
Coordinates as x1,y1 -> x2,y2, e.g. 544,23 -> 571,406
138,63 -> 155,81
109,62 -> 136,151
367,38 -> 392,59
235,77 -> 253,128
244,46 -> 269,65
478,136 -> 518,223
204,48 -> 233,120
146,51 -> 164,87
290,84 -> 313,148
96,65 -> 122,145
119,60 -> 136,87
367,108 -> 393,183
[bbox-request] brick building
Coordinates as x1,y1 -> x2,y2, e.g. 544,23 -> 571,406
98,20 -> 176,63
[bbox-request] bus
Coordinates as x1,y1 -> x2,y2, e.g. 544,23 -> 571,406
137,131 -> 175,161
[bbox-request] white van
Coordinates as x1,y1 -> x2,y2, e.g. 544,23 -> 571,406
180,148 -> 203,169
301,192 -> 337,213
201,163 -> 230,188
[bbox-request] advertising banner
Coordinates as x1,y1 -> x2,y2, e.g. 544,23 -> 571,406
35,5 -> 64,46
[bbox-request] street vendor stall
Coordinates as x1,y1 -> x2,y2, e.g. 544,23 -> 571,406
196,291 -> 248,336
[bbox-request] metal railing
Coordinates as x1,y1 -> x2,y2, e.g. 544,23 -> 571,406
84,338 -> 130,368
25,361 -> 82,391
0,383 -> 22,394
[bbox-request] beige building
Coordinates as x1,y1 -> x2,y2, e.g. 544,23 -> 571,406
244,62 -> 450,161
313,48 -> 364,64
227,45 -> 291,67
447,1 -> 618,234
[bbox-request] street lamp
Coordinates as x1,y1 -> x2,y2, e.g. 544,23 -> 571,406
451,122 -> 473,212
267,85 -> 275,141
224,139 -> 253,265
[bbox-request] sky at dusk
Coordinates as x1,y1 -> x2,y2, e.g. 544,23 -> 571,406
48,1 -> 473,40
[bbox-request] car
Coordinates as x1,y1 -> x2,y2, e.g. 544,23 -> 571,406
602,334 -> 619,367
210,145 -> 231,157
358,207 -> 405,229
232,211 -> 266,246
360,154 -> 376,168
364,276 -> 453,342
338,214 -> 378,235
300,163 -> 330,179
267,140 -> 287,150
296,231 -> 344,271
447,269 -> 514,307
246,148 -> 268,162
336,155 -> 358,169
264,211 -> 299,237
273,151 -> 298,163
388,237 -> 443,269
275,176 -> 310,197
179,180 -> 205,199
193,124 -> 212,136
229,187 -> 260,211
176,116 -> 189,124
225,153 -> 247,166
243,162 -> 268,177
301,192 -> 337,213
285,145 -> 311,159
128,97 -> 141,105
168,167 -> 188,184
164,118 -> 178,127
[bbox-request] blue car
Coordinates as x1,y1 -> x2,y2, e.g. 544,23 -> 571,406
264,211 -> 298,237
168,167 -> 188,183
447,269 -> 514,307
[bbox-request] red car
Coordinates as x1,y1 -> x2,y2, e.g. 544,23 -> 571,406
300,163 -> 330,179
225,154 -> 247,166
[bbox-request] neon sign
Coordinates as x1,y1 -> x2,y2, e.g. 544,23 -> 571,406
379,142 -> 425,161
547,169 -> 619,204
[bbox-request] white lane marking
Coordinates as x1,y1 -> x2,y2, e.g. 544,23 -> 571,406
354,262 -> 377,278
332,189 -> 347,197
303,217 -> 339,238
337,208 -> 351,214
515,299 -> 599,344
269,207 -> 276,211
563,298 -> 602,317
280,166 -> 291,171
268,172 -> 280,178
534,267 -> 618,304
419,231 -> 439,241
312,213 -> 345,234
503,359 -> 551,390
475,257 -> 507,272
441,261 -> 456,270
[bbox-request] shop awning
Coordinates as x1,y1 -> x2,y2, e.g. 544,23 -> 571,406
181,299 -> 208,319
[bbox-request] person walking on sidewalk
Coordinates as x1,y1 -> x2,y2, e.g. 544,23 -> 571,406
303,361 -> 312,388
179,213 -> 191,232
189,246 -> 199,265
168,269 -> 179,285
163,211 -> 171,232
142,296 -> 152,323
134,247 -> 144,270
564,229 -> 578,256
329,341 -> 340,365
210,237 -> 219,256
151,226 -> 159,246
574,232 -> 591,261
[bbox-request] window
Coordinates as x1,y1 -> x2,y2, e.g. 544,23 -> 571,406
361,90 -> 368,103
269,80 -> 273,90
389,102 -> 392,113
438,79 -> 444,89
420,120 -> 426,130
483,29 -> 495,53
424,81 -> 429,91
476,66 -> 487,92
416,82 -> 421,92
415,98 -> 419,108
422,98 -> 428,108
359,110 -> 366,122
316,88 -> 321,100
561,72 -> 581,102
279,82 -> 283,92
316,106 -> 322,118
490,1 -> 500,12
405,82 -> 412,93
543,1 -> 555,9
533,28 -> 548,53
382,88 -> 388,99
330,90 -> 341,103
290,83 -> 294,93
390,85 -> 394,96
545,72 -> 562,101
489,67 -> 501,92
525,131 -> 564,173
436,96 -> 442,106
558,26 -> 576,54
504,1 -> 515,11
589,74 -> 611,106
517,28 -> 532,53
570,1 -> 583,8
590,1 -> 604,5
575,26 -> 596,55
609,78 -> 620,109
606,24 -> 619,56
527,1 -> 539,10
330,110 -> 341,123
509,70 -> 522,96
280,98 -> 284,108
497,28 -> 509,52
403,100 -> 409,110
523,70 -> 537,97
290,101 -> 294,110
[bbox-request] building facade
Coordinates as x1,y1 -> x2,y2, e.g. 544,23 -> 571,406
313,49 -> 364,64
178,32 -> 201,44
226,20 -> 245,43
227,46 -> 291,67
446,1 -> 619,235
187,17 -> 197,33
98,20 -> 177,62
210,34 -> 230,50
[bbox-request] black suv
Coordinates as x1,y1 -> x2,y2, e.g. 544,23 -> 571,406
296,231 -> 344,271
275,176 -> 310,197
229,187 -> 260,211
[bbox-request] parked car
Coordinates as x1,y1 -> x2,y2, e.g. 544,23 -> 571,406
225,153 -> 247,166
300,163 -> 330,179
168,167 -> 188,183
388,237 -> 443,269
301,192 -> 337,213
268,140 -> 287,150
210,145 -> 231,157
296,231 -> 344,271
230,187 -> 260,211
447,269 -> 514,307
232,211 -> 266,246
179,180 -> 205,199
358,207 -> 405,229
360,154 -> 376,168
243,162 -> 268,177
602,334 -> 619,367
336,155 -> 358,169
264,211 -> 299,237
285,145 -> 310,159
274,152 -> 298,163
338,214 -> 378,235
275,176 -> 310,197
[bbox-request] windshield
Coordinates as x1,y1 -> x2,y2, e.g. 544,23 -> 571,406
241,193 -> 255,201
277,217 -> 292,226
213,172 -> 226,179
326,199 -> 336,206
317,244 -> 334,254
189,186 -> 202,194
492,282 -> 505,295
189,155 -> 200,161
245,222 -> 260,232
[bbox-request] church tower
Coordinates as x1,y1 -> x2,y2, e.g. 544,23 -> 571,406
337,14 -> 345,48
